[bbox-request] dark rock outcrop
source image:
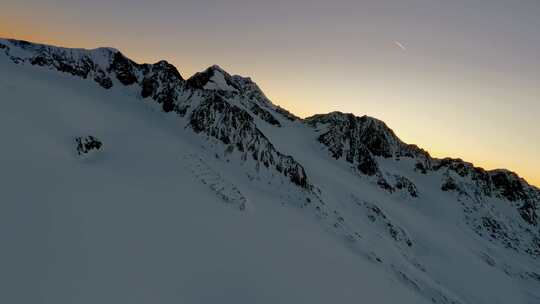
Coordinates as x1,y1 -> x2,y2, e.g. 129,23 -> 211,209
434,159 -> 539,226
306,112 -> 430,171
108,52 -> 139,85
139,60 -> 185,113
189,95 -> 310,189
306,112 -> 424,194
75,136 -> 102,155
186,65 -> 284,126
361,200 -> 413,247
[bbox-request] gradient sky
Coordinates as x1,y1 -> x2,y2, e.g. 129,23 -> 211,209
2,0 -> 539,186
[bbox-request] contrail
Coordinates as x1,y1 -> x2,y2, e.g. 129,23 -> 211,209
394,41 -> 406,51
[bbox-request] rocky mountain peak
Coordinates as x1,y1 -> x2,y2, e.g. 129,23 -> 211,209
306,111 -> 412,159
186,64 -> 238,92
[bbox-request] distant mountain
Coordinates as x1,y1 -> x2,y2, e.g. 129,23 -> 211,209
1,38 -> 539,304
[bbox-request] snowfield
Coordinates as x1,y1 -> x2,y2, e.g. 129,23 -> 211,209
0,38 -> 539,304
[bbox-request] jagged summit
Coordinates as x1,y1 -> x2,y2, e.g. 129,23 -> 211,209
186,64 -> 265,98
306,111 -> 430,161
186,64 -> 238,91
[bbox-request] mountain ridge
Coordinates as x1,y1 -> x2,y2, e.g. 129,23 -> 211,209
1,36 -> 538,226
1,37 -> 535,189
2,36 -> 540,304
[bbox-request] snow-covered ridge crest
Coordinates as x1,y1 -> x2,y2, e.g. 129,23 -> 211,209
0,38 -> 288,124
186,64 -> 287,126
0,37 -> 309,189
307,111 -> 540,254
306,111 -> 539,206
1,38 -> 119,63
1,37 -> 537,208
0,39 -> 183,97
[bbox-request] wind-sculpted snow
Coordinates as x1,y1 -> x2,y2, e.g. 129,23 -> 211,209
184,154 -> 249,211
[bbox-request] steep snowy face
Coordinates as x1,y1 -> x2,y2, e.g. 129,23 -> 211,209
0,38 -> 307,192
306,111 -> 539,205
432,159 -> 540,226
306,111 -> 540,258
188,94 -> 310,189
423,157 -> 540,257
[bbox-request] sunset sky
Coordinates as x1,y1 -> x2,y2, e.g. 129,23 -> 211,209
2,0 -> 539,186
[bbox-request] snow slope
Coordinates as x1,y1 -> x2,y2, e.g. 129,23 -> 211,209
0,38 -> 539,304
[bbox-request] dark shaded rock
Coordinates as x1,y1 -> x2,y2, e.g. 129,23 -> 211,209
394,175 -> 418,197
356,147 -> 379,176
441,176 -> 459,192
136,60 -> 186,113
490,170 -> 527,202
109,52 -> 138,85
141,76 -> 158,98
481,216 -> 504,237
361,201 -> 413,247
306,112 -> 430,178
187,65 -> 287,126
189,95 -> 310,189
415,162 -> 427,174
307,112 -> 415,179
75,136 -> 102,155
249,103 -> 281,126
94,70 -> 113,89
377,177 -> 394,192
30,55 -> 51,66
519,200 -> 538,226
186,65 -> 239,91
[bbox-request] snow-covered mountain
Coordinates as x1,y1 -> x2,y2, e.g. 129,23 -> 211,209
1,38 -> 539,304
